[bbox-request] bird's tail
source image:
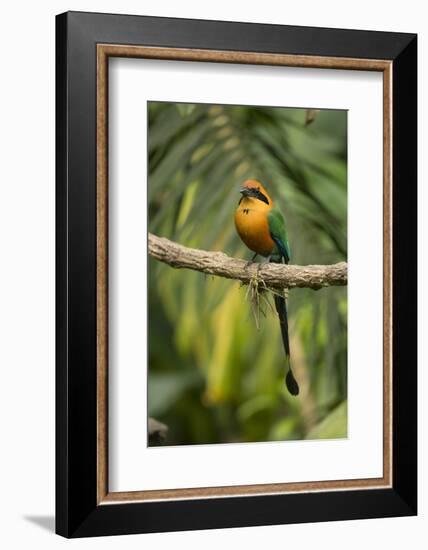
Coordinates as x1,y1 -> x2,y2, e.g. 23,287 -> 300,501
274,293 -> 299,396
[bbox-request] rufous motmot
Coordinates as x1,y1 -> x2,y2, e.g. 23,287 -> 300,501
235,179 -> 299,396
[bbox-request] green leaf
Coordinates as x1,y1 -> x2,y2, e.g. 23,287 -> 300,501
148,372 -> 199,417
269,418 -> 298,440
305,401 -> 348,440
176,103 -> 196,117
237,395 -> 274,422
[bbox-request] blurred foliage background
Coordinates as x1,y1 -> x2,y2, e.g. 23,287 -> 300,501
148,102 -> 347,446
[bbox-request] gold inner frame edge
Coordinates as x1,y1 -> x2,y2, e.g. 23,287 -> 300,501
96,44 -> 393,504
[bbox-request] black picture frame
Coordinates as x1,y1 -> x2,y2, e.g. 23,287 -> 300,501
56,11 -> 417,538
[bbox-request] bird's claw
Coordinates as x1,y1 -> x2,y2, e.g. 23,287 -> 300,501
244,253 -> 259,270
256,255 -> 271,275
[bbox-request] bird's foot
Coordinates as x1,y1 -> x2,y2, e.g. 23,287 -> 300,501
244,253 -> 259,270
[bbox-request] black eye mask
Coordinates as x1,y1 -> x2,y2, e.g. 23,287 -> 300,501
239,186 -> 270,205
252,188 -> 270,205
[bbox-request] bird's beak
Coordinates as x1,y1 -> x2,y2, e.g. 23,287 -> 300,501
240,187 -> 250,196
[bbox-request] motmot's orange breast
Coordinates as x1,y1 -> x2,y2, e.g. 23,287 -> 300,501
234,206 -> 275,257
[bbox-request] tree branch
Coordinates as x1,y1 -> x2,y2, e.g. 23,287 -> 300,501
148,233 -> 347,290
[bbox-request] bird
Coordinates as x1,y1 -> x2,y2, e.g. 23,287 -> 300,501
234,179 -> 299,396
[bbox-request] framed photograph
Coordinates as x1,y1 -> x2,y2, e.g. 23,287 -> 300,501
56,11 -> 417,538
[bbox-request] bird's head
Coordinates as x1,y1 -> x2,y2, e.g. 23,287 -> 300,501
239,180 -> 270,205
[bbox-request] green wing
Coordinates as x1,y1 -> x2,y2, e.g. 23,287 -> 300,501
268,207 -> 291,263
